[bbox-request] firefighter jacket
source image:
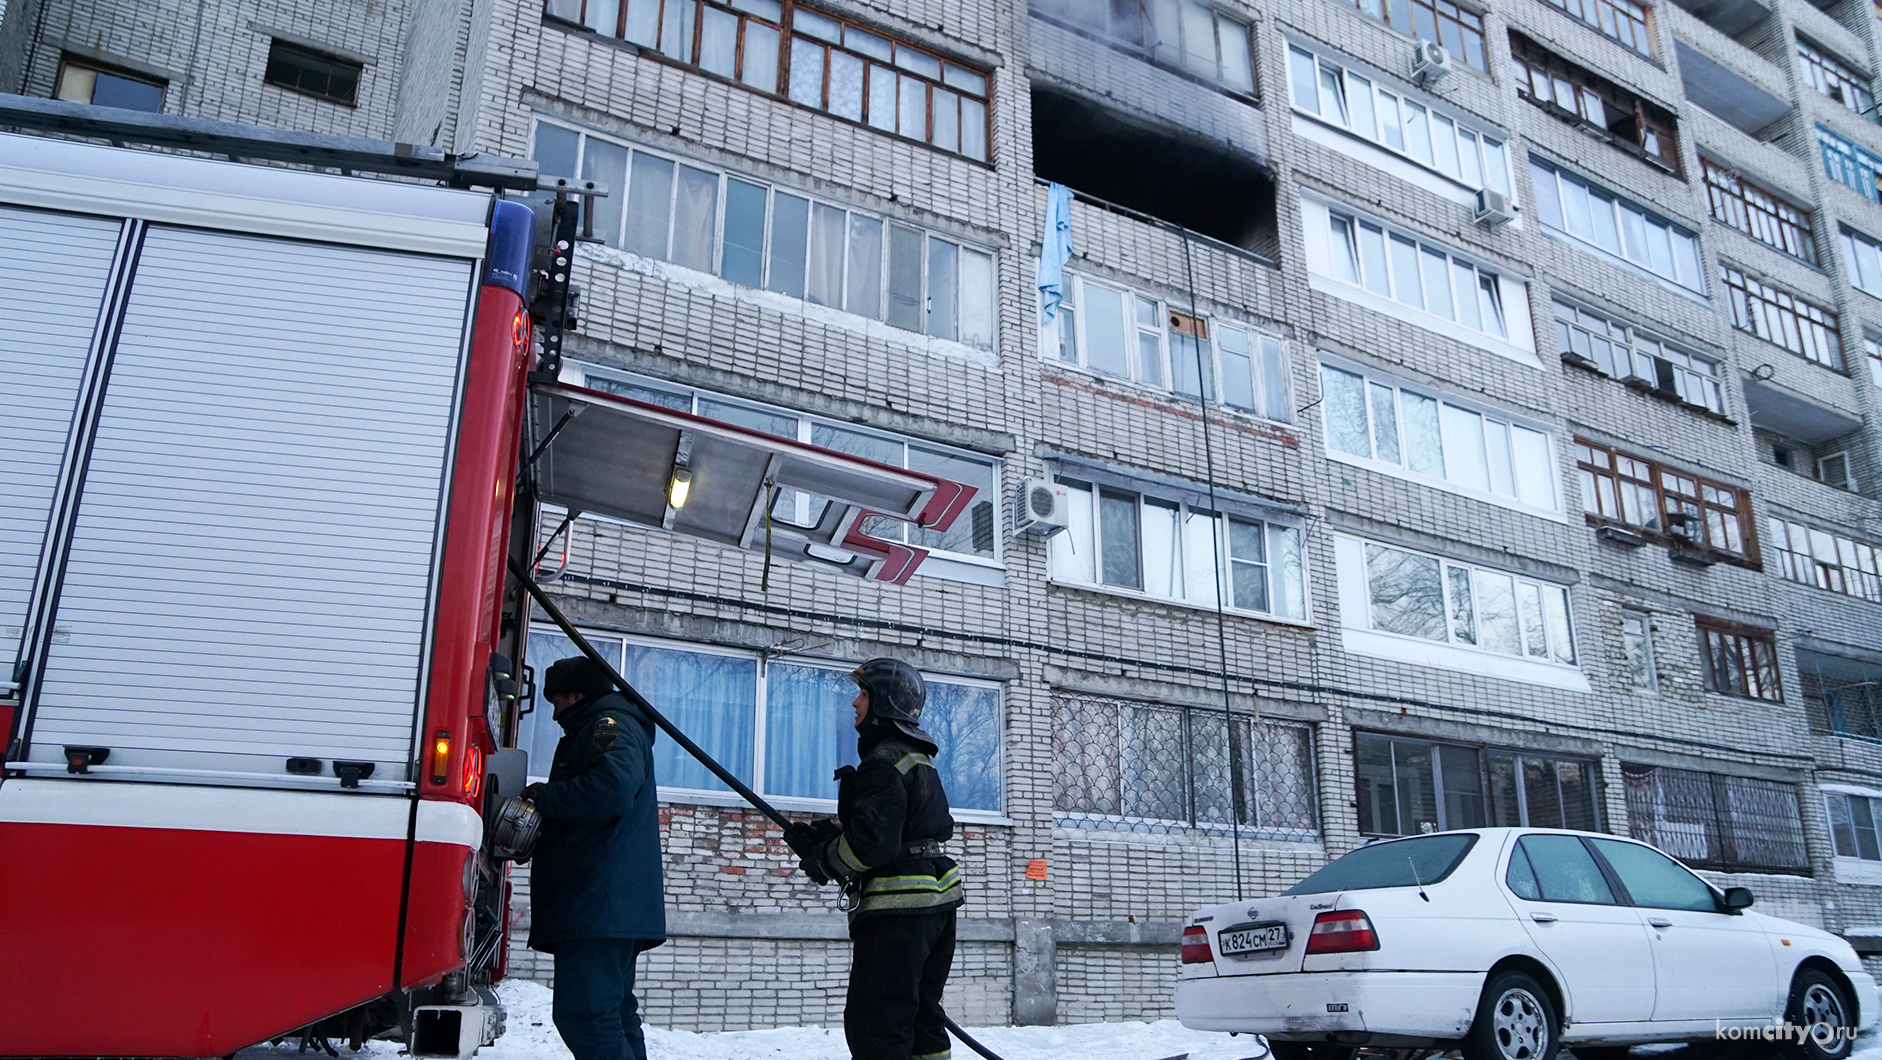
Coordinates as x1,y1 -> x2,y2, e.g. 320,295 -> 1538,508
528,691 -> 667,953
819,727 -> 963,921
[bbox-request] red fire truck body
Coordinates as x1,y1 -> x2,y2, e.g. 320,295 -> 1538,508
0,117 -> 974,1058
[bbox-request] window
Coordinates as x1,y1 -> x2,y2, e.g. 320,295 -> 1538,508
1769,517 -> 1882,602
1819,451 -> 1855,490
1359,543 -> 1577,663
544,0 -> 990,160
1321,364 -> 1559,512
54,56 -> 165,112
1032,0 -> 1255,93
1575,439 -> 1755,559
1696,617 -> 1781,701
1329,0 -> 1488,72
1513,35 -> 1678,170
1799,39 -> 1876,121
1053,692 -> 1318,837
1868,334 -> 1882,386
263,40 -> 362,105
1507,834 -> 1616,903
1540,0 -> 1653,56
519,627 -> 1004,812
1287,45 -> 1511,194
1553,301 -> 1725,413
1621,609 -> 1658,690
1284,834 -> 1477,893
1701,160 -> 1817,263
1622,763 -> 1808,873
1050,477 -> 1307,619
1587,838 -> 1720,911
571,364 -> 1001,566
534,123 -> 995,348
1841,227 -> 1882,300
1819,125 -> 1882,204
1530,159 -> 1705,292
1828,792 -> 1882,860
1356,733 -> 1600,836
1721,265 -> 1843,369
1045,274 -> 1292,421
1316,208 -> 1510,337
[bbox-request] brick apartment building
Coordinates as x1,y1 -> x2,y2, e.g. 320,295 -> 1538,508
7,0 -> 1882,1030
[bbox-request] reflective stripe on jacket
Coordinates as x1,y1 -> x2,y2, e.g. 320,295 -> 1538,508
823,731 -> 963,920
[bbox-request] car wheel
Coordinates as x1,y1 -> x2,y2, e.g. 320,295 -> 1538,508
1267,1041 -> 1359,1060
1783,969 -> 1855,1060
1463,971 -> 1559,1060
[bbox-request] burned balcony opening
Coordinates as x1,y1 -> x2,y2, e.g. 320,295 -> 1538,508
1031,85 -> 1278,260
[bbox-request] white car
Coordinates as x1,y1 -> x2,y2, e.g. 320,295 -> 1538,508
1175,828 -> 1877,1060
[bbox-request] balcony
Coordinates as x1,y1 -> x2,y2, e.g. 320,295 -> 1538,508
1677,40 -> 1791,138
1743,374 -> 1863,444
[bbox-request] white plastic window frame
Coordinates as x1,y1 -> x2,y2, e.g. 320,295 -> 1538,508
1317,356 -> 1565,519
1842,226 -> 1882,301
532,118 -> 998,350
1551,298 -> 1725,414
1353,538 -> 1579,664
1286,40 -> 1513,197
521,624 -> 1010,821
563,363 -> 1004,572
1047,475 -> 1311,624
1528,157 -> 1707,296
1619,607 -> 1658,693
1041,272 -> 1295,425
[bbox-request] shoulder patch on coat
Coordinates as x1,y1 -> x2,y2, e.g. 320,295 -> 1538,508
592,715 -> 621,752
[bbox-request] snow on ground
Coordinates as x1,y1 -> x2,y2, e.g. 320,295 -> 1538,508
236,979 -> 1882,1060
235,979 -> 1268,1060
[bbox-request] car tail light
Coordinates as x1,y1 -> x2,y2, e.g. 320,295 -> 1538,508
1181,925 -> 1213,964
1305,910 -> 1379,954
463,743 -> 484,799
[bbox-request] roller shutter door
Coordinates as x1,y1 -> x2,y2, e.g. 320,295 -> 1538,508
0,207 -> 124,682
28,226 -> 475,784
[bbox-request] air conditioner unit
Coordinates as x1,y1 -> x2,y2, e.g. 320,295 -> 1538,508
1474,187 -> 1517,227
1411,40 -> 1453,84
1015,478 -> 1071,536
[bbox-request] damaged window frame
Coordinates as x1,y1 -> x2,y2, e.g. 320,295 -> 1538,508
1029,0 -> 1256,95
1768,517 -> 1882,602
1042,272 -> 1294,423
1047,475 -> 1310,622
1330,0 -> 1489,72
1357,540 -> 1579,664
1575,438 -> 1758,562
1512,34 -> 1679,173
532,121 -> 997,350
1552,299 -> 1726,415
543,0 -> 992,160
562,363 -> 1005,571
1319,360 -> 1563,515
1286,42 -> 1514,196
1721,263 -> 1844,370
1798,37 -> 1877,122
1355,732 -> 1603,837
1701,159 -> 1818,264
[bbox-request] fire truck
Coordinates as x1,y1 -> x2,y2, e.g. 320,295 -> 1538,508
0,97 -> 974,1058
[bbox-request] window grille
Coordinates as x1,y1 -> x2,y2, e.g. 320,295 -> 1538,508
1622,763 -> 1808,873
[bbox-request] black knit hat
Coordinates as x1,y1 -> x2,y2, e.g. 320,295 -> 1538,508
542,655 -> 613,701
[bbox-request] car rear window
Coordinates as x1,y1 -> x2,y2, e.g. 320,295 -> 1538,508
1280,833 -> 1478,895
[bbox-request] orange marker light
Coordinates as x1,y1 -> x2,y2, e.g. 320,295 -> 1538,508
431,731 -> 451,785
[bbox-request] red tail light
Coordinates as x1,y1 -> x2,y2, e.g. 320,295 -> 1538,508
1305,910 -> 1379,954
1181,925 -> 1214,964
464,743 -> 484,799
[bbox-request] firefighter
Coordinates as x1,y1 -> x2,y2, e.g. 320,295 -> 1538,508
787,658 -> 963,1060
526,656 -> 667,1060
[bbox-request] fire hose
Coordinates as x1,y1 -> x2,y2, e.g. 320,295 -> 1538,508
507,558 -> 1008,1060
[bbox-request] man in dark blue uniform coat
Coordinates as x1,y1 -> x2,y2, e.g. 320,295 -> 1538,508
527,656 -> 666,1060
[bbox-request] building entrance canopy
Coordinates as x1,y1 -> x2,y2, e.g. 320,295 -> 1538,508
528,382 -> 976,584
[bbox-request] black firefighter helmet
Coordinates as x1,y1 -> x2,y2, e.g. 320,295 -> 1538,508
851,657 -> 936,751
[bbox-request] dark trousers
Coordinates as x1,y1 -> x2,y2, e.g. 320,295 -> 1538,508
552,938 -> 650,1060
845,909 -> 957,1060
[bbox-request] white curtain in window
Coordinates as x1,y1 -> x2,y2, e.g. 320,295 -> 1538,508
764,663 -> 859,798
624,642 -> 757,792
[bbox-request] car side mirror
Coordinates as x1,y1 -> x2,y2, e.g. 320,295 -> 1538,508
1722,886 -> 1754,912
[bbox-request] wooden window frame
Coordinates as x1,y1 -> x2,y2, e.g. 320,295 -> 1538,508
542,0 -> 993,162
1694,616 -> 1782,701
1512,33 -> 1678,173
1798,37 -> 1876,121
1539,0 -> 1652,56
1333,0 -> 1488,72
1575,439 -> 1759,564
1721,264 -> 1845,370
1701,159 -> 1818,264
